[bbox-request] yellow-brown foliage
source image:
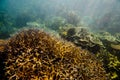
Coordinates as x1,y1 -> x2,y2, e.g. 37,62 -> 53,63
2,29 -> 108,80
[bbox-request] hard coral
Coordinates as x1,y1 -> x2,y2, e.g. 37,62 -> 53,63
97,51 -> 120,80
59,27 -> 103,53
2,29 -> 108,80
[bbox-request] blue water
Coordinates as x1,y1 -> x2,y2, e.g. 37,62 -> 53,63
0,0 -> 120,39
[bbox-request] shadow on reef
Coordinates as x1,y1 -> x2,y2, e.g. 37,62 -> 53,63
0,29 -> 108,80
59,26 -> 120,80
0,40 -> 7,80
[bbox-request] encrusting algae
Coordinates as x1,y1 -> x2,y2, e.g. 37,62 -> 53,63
0,29 -> 108,80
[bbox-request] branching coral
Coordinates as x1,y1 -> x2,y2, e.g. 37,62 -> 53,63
59,27 -> 120,79
97,51 -> 120,80
0,29 -> 108,80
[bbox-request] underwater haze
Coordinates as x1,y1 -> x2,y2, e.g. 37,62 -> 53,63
0,0 -> 120,35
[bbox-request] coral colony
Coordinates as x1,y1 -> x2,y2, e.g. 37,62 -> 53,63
0,29 -> 107,80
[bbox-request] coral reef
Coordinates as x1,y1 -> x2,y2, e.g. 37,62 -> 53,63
59,27 -> 103,53
59,27 -> 120,79
97,51 -> 120,80
115,33 -> 120,41
96,31 -> 117,43
0,29 -> 107,80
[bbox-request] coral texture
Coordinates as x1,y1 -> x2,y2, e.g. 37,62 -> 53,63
59,27 -> 103,53
2,29 -> 107,80
59,27 -> 120,79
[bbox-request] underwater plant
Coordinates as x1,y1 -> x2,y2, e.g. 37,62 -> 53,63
0,29 -> 108,80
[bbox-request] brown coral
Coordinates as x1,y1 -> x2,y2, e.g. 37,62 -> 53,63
0,39 -> 6,52
1,29 -> 108,80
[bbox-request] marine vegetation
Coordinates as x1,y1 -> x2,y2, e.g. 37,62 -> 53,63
0,29 -> 108,80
